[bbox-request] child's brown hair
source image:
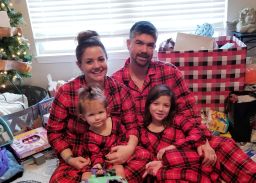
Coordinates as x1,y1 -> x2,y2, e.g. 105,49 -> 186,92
144,84 -> 176,128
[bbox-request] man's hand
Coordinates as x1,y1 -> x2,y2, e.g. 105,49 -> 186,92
68,156 -> 91,170
142,161 -> 163,178
105,145 -> 134,164
197,140 -> 217,166
157,145 -> 176,160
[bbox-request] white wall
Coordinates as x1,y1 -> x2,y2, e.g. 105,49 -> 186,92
13,0 -> 256,89
227,0 -> 256,57
227,0 -> 256,21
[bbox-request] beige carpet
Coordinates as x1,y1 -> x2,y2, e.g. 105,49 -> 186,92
10,143 -> 256,183
11,158 -> 58,183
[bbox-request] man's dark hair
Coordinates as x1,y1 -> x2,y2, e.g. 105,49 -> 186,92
129,21 -> 158,41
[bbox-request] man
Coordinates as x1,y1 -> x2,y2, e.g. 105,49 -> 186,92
112,20 -> 215,163
112,21 -> 256,182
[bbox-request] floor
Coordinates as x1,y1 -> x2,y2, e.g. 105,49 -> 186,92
11,158 -> 58,183
10,142 -> 256,183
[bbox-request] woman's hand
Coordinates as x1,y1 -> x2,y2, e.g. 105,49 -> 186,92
197,140 -> 217,166
142,161 -> 163,178
105,145 -> 134,164
157,145 -> 176,160
68,156 -> 91,170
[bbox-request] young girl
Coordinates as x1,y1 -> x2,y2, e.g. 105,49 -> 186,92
141,84 -> 256,182
78,86 -> 126,181
141,84 -> 217,182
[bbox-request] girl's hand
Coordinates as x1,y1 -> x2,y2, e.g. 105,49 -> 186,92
105,145 -> 134,164
142,161 -> 163,178
68,156 -> 91,170
157,145 -> 176,160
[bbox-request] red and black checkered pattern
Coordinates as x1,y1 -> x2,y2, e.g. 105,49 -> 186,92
158,36 -> 247,112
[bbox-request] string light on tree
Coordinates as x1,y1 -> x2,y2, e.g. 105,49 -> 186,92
0,0 -> 32,86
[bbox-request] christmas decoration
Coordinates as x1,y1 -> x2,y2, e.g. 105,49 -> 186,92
0,0 -> 32,87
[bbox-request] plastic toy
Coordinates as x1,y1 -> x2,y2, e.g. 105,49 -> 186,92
84,168 -> 128,183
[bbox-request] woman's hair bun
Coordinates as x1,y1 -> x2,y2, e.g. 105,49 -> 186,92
77,30 -> 99,45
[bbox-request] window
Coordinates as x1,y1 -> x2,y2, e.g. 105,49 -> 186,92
26,0 -> 226,58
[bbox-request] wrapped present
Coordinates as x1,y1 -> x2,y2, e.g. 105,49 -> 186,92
208,110 -> 229,133
158,36 -> 247,112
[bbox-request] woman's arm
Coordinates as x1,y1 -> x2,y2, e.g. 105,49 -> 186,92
60,148 -> 91,170
47,86 -> 70,154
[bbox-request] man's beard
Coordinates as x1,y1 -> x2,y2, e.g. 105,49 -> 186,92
134,53 -> 151,67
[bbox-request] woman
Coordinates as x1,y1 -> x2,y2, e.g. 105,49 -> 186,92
47,30 -> 150,183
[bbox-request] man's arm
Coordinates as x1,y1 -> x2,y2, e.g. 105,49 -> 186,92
169,67 -> 216,164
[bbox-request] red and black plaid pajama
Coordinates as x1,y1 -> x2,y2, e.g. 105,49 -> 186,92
87,116 -> 151,183
209,136 -> 256,183
140,126 -> 218,182
113,59 -> 256,182
48,76 -> 147,183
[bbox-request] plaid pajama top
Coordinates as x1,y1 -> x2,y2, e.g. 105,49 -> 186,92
140,126 -> 188,156
87,116 -> 127,166
140,126 -> 205,168
112,58 -> 212,148
47,75 -> 138,156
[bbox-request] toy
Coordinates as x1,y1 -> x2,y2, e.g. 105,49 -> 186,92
10,127 -> 51,159
158,38 -> 175,52
85,169 -> 128,183
236,8 -> 256,33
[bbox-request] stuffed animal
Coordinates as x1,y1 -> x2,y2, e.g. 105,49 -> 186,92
236,8 -> 256,33
158,38 -> 175,52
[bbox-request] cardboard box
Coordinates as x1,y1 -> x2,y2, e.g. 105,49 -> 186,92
10,127 -> 51,159
174,33 -> 215,51
158,36 -> 247,112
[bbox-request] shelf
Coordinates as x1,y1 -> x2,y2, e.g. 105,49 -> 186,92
0,60 -> 32,73
0,27 -> 22,37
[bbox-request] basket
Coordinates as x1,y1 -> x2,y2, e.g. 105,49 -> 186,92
158,36 -> 247,112
0,85 -> 49,106
0,117 -> 13,147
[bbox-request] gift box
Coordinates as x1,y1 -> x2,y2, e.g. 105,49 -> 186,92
158,36 -> 247,112
10,127 -> 51,159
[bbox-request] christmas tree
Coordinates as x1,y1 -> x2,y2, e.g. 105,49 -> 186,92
0,0 -> 32,87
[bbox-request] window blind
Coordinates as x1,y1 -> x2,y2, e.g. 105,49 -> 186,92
26,0 -> 226,57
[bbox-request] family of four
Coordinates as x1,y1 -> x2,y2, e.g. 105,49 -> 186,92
47,21 -> 256,183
